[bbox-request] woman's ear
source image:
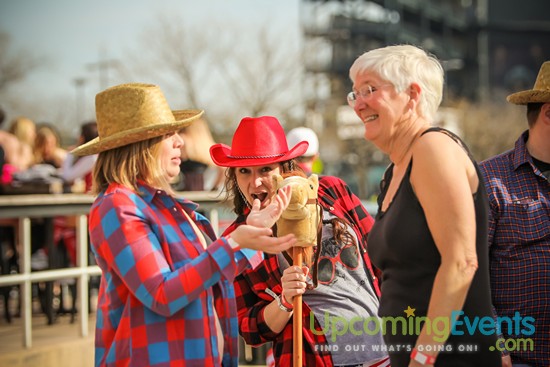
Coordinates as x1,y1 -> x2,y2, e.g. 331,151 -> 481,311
410,83 -> 421,100
544,103 -> 550,120
408,83 -> 421,110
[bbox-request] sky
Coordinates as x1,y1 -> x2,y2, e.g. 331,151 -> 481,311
0,0 -> 301,137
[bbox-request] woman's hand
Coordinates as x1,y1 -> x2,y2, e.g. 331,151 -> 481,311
263,264 -> 305,334
230,225 -> 296,254
501,355 -> 512,367
281,266 -> 308,304
246,185 -> 292,229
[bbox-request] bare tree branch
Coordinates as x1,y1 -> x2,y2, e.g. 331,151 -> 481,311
126,14 -> 213,109
217,27 -> 302,117
125,15 -> 303,130
0,32 -> 42,92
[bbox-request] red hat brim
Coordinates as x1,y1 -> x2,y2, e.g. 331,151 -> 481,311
210,141 -> 309,167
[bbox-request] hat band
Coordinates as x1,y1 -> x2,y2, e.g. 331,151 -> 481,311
228,153 -> 286,159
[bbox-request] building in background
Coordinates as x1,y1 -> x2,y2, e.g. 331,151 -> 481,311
298,0 -> 550,198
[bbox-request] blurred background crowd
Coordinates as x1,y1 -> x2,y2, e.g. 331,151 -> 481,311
1,0 -> 549,200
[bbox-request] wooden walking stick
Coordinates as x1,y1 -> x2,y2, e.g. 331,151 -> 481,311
293,246 -> 304,367
274,173 -> 320,367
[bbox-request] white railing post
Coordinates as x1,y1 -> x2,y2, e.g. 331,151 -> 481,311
20,217 -> 32,348
76,214 -> 89,337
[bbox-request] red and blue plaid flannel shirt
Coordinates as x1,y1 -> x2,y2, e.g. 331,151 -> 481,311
89,182 -> 262,367
480,130 -> 550,366
224,175 -> 382,366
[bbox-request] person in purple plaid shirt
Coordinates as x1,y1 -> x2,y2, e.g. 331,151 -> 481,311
71,83 -> 297,367
480,61 -> 550,367
210,116 -> 390,367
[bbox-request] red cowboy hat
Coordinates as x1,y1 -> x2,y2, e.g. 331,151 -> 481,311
210,116 -> 309,167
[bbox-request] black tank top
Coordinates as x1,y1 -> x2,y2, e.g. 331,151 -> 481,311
367,128 -> 500,366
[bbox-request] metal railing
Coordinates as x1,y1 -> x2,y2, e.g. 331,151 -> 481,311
0,191 -> 229,348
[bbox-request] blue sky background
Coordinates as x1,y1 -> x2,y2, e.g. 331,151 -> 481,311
0,0 -> 301,135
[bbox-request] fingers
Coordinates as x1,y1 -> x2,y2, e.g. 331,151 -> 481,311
278,185 -> 292,208
251,198 -> 261,212
273,194 -> 284,211
269,187 -> 290,215
283,266 -> 307,280
270,186 -> 291,210
283,265 -> 302,275
232,225 -> 298,253
231,225 -> 272,244
283,185 -> 292,196
251,226 -> 274,237
260,235 -> 297,254
281,265 -> 307,301
277,233 -> 297,242
282,266 -> 307,289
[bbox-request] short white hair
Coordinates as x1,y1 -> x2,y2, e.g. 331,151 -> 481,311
349,44 -> 444,121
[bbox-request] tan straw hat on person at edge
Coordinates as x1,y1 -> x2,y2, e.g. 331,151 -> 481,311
507,61 -> 550,105
71,83 -> 203,156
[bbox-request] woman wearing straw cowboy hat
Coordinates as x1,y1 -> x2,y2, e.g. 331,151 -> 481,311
480,61 -> 550,367
72,83 -> 297,367
210,116 -> 389,367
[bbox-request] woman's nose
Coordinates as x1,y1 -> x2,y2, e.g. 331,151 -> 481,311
253,175 -> 263,187
174,133 -> 184,147
354,95 -> 367,111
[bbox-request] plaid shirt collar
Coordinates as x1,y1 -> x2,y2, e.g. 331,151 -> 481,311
512,130 -> 531,171
512,130 -> 549,182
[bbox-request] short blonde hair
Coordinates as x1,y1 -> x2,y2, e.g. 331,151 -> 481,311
9,116 -> 36,147
92,136 -> 175,196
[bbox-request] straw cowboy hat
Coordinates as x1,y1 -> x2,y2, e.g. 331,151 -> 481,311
210,116 -> 309,167
507,61 -> 550,105
71,83 -> 203,156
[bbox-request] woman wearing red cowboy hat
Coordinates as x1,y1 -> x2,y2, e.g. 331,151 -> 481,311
210,116 -> 389,367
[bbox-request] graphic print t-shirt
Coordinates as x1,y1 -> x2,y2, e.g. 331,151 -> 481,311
303,210 -> 387,365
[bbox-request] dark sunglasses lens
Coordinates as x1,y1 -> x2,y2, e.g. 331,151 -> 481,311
341,245 -> 359,269
318,257 -> 333,283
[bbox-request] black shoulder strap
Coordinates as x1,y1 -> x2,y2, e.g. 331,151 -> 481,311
377,163 -> 393,209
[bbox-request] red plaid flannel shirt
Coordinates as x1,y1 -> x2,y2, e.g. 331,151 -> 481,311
224,175 -> 381,366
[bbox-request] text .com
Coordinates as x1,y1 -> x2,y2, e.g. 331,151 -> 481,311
490,338 -> 534,352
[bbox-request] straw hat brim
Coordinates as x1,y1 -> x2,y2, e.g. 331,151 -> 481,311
507,90 -> 550,105
210,141 -> 309,167
71,110 -> 203,156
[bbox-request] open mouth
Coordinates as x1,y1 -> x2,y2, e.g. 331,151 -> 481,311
251,192 -> 268,203
363,114 -> 379,122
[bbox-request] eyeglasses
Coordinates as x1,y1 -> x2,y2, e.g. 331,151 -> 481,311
317,242 -> 359,285
347,84 -> 392,107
